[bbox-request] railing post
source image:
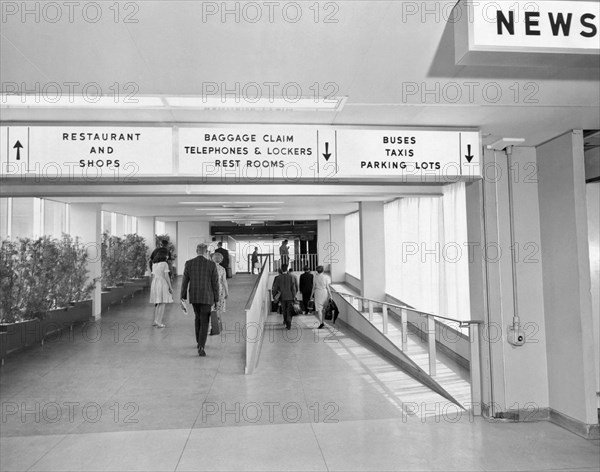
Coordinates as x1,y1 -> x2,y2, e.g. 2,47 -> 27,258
382,304 -> 388,335
368,300 -> 373,321
427,315 -> 437,376
469,323 -> 482,416
401,308 -> 408,351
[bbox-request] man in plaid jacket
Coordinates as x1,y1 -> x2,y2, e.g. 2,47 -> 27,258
180,243 -> 220,357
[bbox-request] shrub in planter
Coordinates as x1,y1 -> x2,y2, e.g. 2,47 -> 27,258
0,235 -> 95,324
123,234 -> 149,279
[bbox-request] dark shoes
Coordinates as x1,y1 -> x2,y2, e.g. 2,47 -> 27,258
198,348 -> 206,357
318,323 -> 325,329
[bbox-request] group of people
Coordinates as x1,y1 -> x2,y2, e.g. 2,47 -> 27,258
272,264 -> 332,330
149,243 -> 229,357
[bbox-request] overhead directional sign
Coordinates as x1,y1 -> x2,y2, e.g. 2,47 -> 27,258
1,125 -> 481,182
178,126 -> 480,182
1,126 -> 173,179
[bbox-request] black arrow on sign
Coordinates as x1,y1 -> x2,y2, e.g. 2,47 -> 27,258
465,144 -> 474,163
323,142 -> 331,161
13,140 -> 23,161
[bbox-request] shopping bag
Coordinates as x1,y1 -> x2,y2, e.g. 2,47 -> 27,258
210,311 -> 221,335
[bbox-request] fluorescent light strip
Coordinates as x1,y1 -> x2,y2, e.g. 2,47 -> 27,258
165,96 -> 344,111
202,208 -> 281,212
1,95 -> 163,108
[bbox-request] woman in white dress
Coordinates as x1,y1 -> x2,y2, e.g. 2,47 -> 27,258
149,254 -> 173,328
210,252 -> 229,335
311,265 -> 331,329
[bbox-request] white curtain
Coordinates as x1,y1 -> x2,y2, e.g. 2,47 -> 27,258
344,211 -> 361,278
384,182 -> 470,320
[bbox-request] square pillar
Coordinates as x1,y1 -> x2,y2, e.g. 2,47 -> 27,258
359,201 -> 386,300
329,215 -> 346,283
137,217 -> 155,276
69,203 -> 102,319
317,219 -> 331,272
537,130 -> 598,428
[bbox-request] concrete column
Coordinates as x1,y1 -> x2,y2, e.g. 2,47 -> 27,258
137,217 -> 155,276
537,131 -> 597,427
467,147 -> 549,417
329,215 -> 346,283
317,219 -> 331,271
70,203 -> 102,319
359,201 -> 385,300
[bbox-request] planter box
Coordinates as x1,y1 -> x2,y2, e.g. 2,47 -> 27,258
101,283 -> 145,313
39,300 -> 93,341
0,300 -> 93,360
129,276 -> 150,288
0,319 -> 39,355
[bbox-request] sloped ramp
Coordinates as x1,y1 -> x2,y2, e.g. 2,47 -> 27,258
331,291 -> 465,410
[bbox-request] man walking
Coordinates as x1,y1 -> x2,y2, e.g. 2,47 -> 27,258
214,242 -> 230,275
272,264 -> 298,330
299,266 -> 314,314
180,244 -> 220,357
279,239 -> 289,268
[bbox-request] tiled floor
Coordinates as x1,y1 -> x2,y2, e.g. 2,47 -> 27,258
1,275 -> 599,471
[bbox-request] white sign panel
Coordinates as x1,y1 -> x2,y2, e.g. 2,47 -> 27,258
1,126 -> 173,179
469,1 -> 599,52
178,127 -> 322,180
178,126 -> 480,182
335,129 -> 480,181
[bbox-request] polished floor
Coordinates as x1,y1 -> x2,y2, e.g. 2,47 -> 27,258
1,275 -> 598,472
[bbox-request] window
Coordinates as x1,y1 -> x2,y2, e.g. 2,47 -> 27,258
384,183 -> 470,320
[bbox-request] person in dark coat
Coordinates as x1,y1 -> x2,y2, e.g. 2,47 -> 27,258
299,266 -> 314,314
214,242 -> 230,271
271,264 -> 298,330
180,243 -> 220,357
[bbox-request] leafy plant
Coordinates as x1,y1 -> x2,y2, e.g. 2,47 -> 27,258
0,235 -> 96,323
123,234 -> 149,279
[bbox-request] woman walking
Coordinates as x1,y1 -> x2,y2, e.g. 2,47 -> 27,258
149,254 -> 173,328
210,252 -> 229,335
311,265 -> 331,329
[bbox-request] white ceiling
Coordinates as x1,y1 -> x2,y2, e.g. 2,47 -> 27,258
1,0 -> 599,221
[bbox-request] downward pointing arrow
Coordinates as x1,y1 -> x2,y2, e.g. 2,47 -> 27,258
13,140 -> 23,161
465,144 -> 474,163
323,142 -> 331,161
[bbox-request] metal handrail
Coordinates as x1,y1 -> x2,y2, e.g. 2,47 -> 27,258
331,286 -> 483,415
331,289 -> 482,328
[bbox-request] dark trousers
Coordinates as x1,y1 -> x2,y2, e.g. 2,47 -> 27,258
192,303 -> 212,349
301,292 -> 311,314
281,300 -> 293,328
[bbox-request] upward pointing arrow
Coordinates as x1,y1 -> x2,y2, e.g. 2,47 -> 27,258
323,142 -> 331,161
13,140 -> 23,161
465,144 -> 474,163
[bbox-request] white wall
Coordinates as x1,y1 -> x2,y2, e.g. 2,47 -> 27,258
468,147 -> 550,415
176,221 -> 210,275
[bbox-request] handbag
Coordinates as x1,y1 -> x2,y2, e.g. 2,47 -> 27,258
292,300 -> 303,316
